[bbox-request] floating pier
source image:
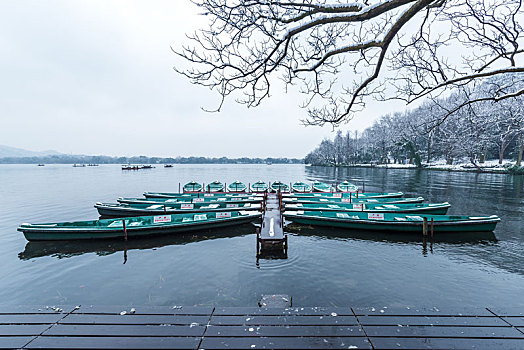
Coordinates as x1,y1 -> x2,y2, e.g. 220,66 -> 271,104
257,191 -> 288,257
1,305 -> 523,349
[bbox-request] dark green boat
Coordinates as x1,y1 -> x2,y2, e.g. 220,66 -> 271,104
95,201 -> 261,218
285,202 -> 450,215
337,181 -> 358,192
270,181 -> 290,193
250,181 -> 268,193
283,191 -> 404,199
292,181 -> 312,193
143,192 -> 255,199
312,181 -> 333,192
119,195 -> 263,205
284,210 -> 500,233
283,196 -> 424,205
18,211 -> 262,241
228,181 -> 247,192
183,181 -> 203,192
205,181 -> 225,192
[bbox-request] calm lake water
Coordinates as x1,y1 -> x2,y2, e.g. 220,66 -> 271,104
0,164 -> 523,308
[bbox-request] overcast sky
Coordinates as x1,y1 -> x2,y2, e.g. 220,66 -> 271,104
0,0 -> 411,158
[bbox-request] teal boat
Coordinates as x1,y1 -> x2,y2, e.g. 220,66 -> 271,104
312,181 -> 333,192
337,181 -> 358,192
205,181 -> 225,192
270,181 -> 290,193
284,210 -> 500,233
228,181 -> 247,192
18,211 -> 262,241
95,201 -> 261,218
292,181 -> 312,193
143,192 -> 257,199
283,191 -> 404,199
183,181 -> 203,192
285,202 -> 450,215
250,181 -> 268,193
119,195 -> 263,205
283,196 -> 424,205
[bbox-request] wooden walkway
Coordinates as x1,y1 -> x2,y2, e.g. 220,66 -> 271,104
257,192 -> 287,254
1,305 -> 523,349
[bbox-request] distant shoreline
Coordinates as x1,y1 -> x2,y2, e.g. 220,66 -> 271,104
307,163 -> 524,175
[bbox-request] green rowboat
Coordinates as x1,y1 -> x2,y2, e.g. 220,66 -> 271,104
283,192 -> 404,199
205,181 -> 225,192
284,211 -> 500,233
96,201 -> 261,218
285,202 -> 450,215
312,181 -> 333,192
250,181 -> 268,193
143,192 -> 255,199
18,211 -> 262,241
270,181 -> 290,193
337,181 -> 358,192
119,195 -> 263,205
183,181 -> 203,192
283,196 -> 424,205
228,181 -> 247,192
292,181 -> 312,193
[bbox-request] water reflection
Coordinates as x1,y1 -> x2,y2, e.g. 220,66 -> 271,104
19,224 -> 256,261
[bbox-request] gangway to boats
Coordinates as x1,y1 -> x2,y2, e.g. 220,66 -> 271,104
257,191 -> 287,256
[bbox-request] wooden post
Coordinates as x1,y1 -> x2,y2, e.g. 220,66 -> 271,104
423,217 -> 428,236
163,205 -> 166,213
431,218 -> 434,239
178,183 -> 181,193
363,183 -> 365,193
350,192 -> 352,203
356,190 -> 359,199
122,219 -> 128,241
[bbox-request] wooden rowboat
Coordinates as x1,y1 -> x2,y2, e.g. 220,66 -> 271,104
18,211 -> 262,241
205,181 -> 225,192
285,202 -> 451,215
228,181 -> 247,192
119,196 -> 263,205
312,181 -> 333,192
284,211 -> 500,233
183,181 -> 203,192
250,181 -> 268,193
270,181 -> 290,193
283,192 -> 404,199
283,196 -> 424,205
95,201 -> 261,218
337,181 -> 358,192
292,181 -> 312,193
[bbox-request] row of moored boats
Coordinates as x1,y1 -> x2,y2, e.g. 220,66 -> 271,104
17,180 -> 500,241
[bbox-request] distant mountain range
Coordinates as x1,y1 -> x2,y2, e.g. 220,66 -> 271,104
0,145 -> 62,158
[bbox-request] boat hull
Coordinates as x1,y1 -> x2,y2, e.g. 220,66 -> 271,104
96,203 -> 261,218
284,213 -> 500,233
18,213 -> 261,241
284,203 -> 450,215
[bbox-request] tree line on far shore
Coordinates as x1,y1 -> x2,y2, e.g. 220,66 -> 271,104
305,76 -> 524,169
0,155 -> 303,165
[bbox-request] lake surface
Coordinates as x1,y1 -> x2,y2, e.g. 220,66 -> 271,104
0,164 -> 523,308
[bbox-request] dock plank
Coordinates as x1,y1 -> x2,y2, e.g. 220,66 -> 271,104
25,336 -> 201,349
364,325 -> 524,338
210,315 -> 359,326
59,314 -> 209,325
0,324 -> 49,336
0,336 -> 35,349
0,314 -> 65,324
352,306 -> 493,316
73,305 -> 212,315
214,307 -> 353,316
371,337 -> 524,350
357,315 -> 508,327
200,336 -> 371,349
43,324 -> 205,337
205,325 -> 364,337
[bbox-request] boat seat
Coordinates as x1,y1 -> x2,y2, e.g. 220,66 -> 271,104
182,217 -> 192,222
166,199 -> 178,203
394,217 -> 407,221
328,205 -> 340,208
194,214 -> 207,221
336,213 -> 350,218
384,205 -> 399,209
367,199 -> 378,202
406,216 -> 424,221
108,221 -> 123,227
146,205 -> 163,209
129,222 -> 142,226
320,199 -> 328,202
217,198 -> 227,201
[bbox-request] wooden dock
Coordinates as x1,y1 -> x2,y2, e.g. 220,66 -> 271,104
1,305 -> 523,349
257,192 -> 287,255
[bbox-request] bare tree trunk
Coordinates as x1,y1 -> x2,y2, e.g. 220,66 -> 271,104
426,133 -> 432,164
517,132 -> 523,166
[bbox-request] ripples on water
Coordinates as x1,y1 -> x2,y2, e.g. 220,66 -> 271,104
0,164 -> 522,308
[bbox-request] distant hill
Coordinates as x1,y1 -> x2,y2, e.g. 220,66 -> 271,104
0,145 -> 62,158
